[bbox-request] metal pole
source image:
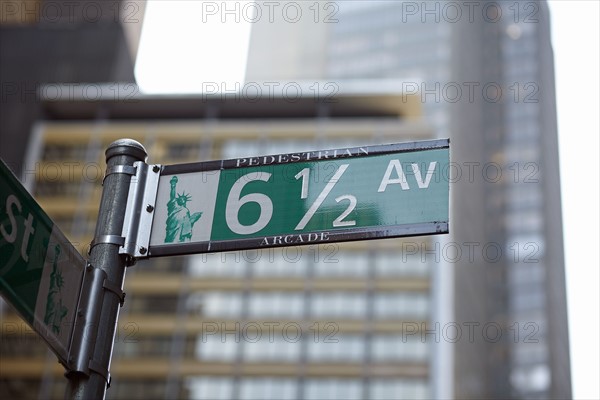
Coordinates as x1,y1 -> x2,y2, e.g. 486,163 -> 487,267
65,139 -> 147,400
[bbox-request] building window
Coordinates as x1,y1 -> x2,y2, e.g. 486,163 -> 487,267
114,335 -> 176,358
505,209 -> 544,233
187,292 -> 243,318
238,378 -> 297,400
222,140 -> 264,160
375,251 -> 430,277
185,377 -> 234,400
41,143 -> 88,161
307,335 -> 365,362
310,292 -> 367,319
369,379 -> 429,400
252,248 -> 307,277
0,334 -> 48,357
34,180 -> 82,198
510,287 -> 546,312
195,334 -> 238,362
243,337 -> 302,362
165,142 -> 200,161
374,293 -> 429,318
507,184 -> 542,210
508,262 -> 545,288
313,251 -> 369,277
506,234 -> 546,262
510,364 -> 551,394
247,292 -> 304,318
188,253 -> 247,277
372,335 -> 428,361
128,294 -> 180,314
512,341 -> 549,365
305,379 -> 363,400
111,380 -> 166,399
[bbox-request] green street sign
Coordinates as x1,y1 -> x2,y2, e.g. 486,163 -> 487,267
148,139 -> 449,256
0,159 -> 85,367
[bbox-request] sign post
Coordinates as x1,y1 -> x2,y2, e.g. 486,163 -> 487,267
147,139 -> 449,257
64,139 -> 148,399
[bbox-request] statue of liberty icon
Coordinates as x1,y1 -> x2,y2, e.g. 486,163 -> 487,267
43,245 -> 68,335
165,176 -> 203,243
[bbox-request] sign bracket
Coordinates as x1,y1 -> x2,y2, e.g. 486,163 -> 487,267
102,279 -> 125,307
89,235 -> 125,254
119,162 -> 161,261
102,165 -> 136,185
88,360 -> 111,388
66,265 -> 107,378
65,263 -> 122,386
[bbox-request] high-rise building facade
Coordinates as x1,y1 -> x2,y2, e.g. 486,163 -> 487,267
1,85 -> 447,400
245,1 -> 570,399
449,3 -> 570,398
0,0 -> 145,176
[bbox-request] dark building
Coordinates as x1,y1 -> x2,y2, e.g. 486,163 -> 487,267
0,0 -> 143,175
450,3 -> 570,398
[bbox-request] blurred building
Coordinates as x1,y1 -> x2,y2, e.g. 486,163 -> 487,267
1,83 -> 449,400
0,0 -> 145,176
1,0 -> 571,399
246,1 -> 571,398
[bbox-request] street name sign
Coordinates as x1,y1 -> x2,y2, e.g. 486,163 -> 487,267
148,139 -> 449,257
0,159 -> 85,367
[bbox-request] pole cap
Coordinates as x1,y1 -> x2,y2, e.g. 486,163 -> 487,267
106,139 -> 147,162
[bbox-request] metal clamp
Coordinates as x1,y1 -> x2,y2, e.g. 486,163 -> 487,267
102,165 -> 136,185
67,268 -> 123,383
103,279 -> 125,307
88,359 -> 111,387
66,267 -> 106,378
119,162 -> 161,259
89,235 -> 125,254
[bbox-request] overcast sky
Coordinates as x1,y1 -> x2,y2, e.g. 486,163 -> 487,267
548,2 -> 599,398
